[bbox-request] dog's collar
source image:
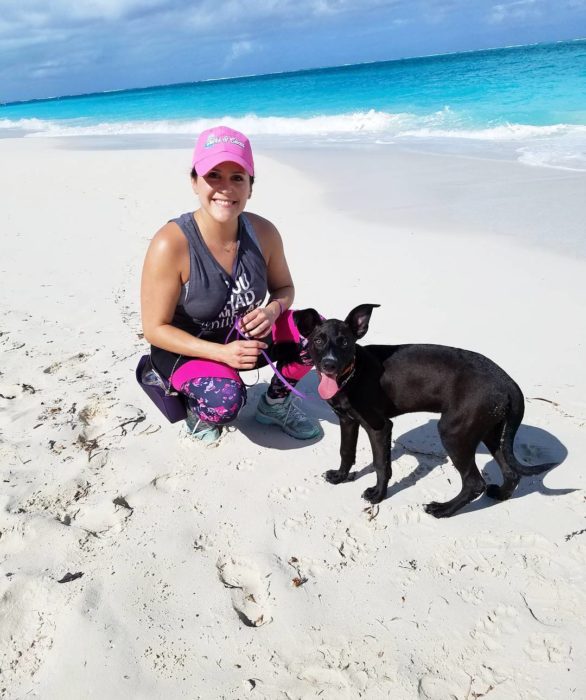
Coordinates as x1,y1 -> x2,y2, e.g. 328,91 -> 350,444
337,360 -> 356,392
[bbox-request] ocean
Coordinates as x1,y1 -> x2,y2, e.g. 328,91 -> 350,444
2,40 -> 585,170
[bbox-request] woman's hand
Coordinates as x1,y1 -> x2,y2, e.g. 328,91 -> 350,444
221,339 -> 268,370
239,303 -> 280,339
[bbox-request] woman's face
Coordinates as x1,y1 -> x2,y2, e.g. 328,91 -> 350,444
193,161 -> 252,224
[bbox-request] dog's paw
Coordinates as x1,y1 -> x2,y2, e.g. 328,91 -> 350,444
423,500 -> 453,518
485,484 -> 509,501
361,486 -> 385,503
324,469 -> 351,485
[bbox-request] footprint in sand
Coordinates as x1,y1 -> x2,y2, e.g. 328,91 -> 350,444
432,535 -> 507,578
284,640 -> 396,696
281,513 -> 313,532
523,633 -> 572,663
150,471 -> 192,494
272,511 -> 315,543
71,494 -> 134,537
75,400 -> 146,465
456,585 -> 485,605
417,674 -> 469,700
17,478 -> 91,522
272,552 -> 322,580
43,351 -> 89,376
334,523 -> 378,567
0,576 -> 56,695
391,503 -> 425,527
269,484 -> 311,503
235,457 -> 256,472
471,604 -> 520,651
216,557 -> 272,627
114,282 -> 142,334
193,532 -> 214,552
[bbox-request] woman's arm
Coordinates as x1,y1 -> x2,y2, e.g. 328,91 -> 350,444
240,213 -> 295,338
140,223 -> 267,368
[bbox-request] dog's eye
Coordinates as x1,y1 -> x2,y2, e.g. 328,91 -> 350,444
337,337 -> 349,348
313,336 -> 325,347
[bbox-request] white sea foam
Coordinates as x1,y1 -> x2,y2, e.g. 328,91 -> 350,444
1,110 -> 416,138
398,122 -> 586,171
0,117 -> 52,133
1,111 -> 584,171
514,128 -> 586,172
399,123 -> 585,140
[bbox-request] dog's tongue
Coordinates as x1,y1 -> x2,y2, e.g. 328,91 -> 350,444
318,373 -> 339,400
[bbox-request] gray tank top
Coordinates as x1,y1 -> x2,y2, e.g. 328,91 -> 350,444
170,212 -> 268,343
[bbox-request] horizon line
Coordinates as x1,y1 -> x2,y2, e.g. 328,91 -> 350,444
3,36 -> 584,108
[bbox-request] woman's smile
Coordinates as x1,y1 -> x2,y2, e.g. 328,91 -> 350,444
212,197 -> 238,208
194,161 -> 251,223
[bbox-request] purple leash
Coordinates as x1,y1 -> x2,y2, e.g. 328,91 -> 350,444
225,318 -> 308,399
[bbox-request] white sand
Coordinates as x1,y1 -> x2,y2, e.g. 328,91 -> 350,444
1,136 -> 585,699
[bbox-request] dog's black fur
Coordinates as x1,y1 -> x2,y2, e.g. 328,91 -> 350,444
295,304 -> 556,518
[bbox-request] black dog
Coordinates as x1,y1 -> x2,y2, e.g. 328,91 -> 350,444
295,304 -> 556,518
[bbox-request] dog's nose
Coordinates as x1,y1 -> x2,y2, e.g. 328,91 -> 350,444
321,359 -> 337,374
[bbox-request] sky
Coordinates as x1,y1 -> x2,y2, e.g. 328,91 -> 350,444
1,0 -> 585,103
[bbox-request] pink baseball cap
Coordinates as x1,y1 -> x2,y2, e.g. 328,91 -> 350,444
192,126 -> 254,177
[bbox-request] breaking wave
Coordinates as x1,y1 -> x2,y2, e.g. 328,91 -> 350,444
1,110 -> 585,171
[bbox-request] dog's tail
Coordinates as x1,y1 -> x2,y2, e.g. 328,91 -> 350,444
500,404 -> 557,476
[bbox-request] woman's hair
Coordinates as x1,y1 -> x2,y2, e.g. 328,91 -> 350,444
191,166 -> 254,187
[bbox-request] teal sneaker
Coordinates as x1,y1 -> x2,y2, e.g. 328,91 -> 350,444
184,410 -> 223,446
255,393 -> 321,440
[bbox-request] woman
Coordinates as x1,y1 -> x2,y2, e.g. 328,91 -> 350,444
140,125 -> 320,444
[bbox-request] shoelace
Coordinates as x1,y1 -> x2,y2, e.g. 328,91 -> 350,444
225,317 -> 308,399
186,411 -> 238,437
185,416 -> 223,443
186,416 -> 205,435
282,399 -> 309,428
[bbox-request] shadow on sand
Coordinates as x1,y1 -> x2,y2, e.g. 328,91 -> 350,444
234,373 -> 337,451
233,372 -> 571,515
337,418 -> 570,514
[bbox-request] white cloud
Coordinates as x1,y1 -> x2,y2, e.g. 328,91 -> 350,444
227,40 -> 256,63
0,0 -> 418,45
29,59 -> 68,79
311,0 -> 401,16
488,0 -> 543,24
1,0 -> 580,38
417,0 -> 467,24
5,0 -> 172,24
312,0 -> 356,15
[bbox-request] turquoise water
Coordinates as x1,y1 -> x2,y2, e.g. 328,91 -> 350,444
2,40 -> 585,169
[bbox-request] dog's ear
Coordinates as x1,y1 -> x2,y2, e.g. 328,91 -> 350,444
293,309 -> 322,338
345,304 -> 380,339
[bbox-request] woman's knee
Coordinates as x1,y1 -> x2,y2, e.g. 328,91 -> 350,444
181,377 -> 246,425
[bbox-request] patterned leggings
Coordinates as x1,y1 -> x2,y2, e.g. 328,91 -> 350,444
181,377 -> 247,425
173,310 -> 313,426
